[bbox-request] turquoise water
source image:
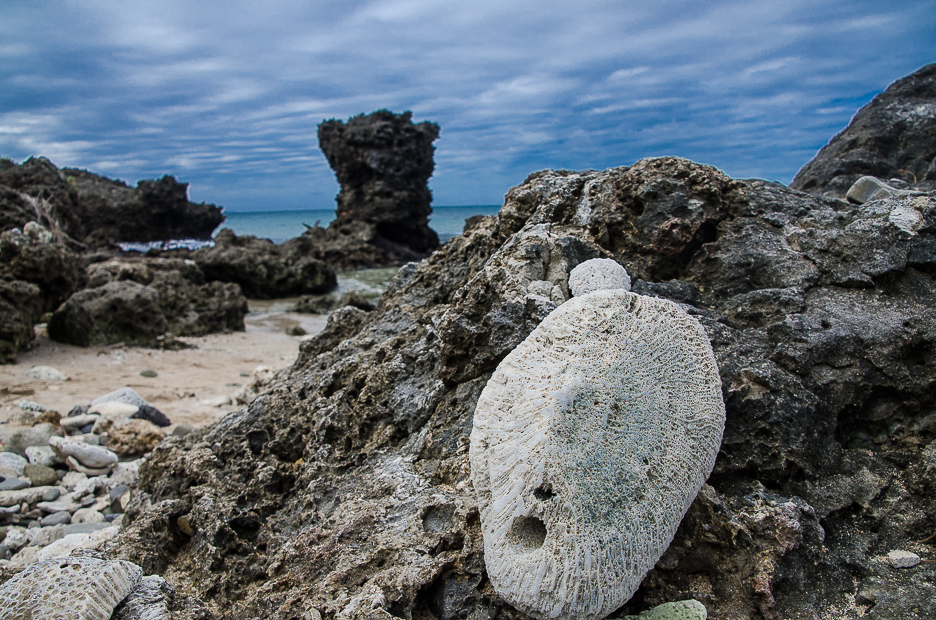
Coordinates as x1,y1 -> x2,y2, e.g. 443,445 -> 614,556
221,205 -> 501,244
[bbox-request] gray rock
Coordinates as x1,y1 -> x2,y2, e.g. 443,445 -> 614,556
170,423 -> 193,437
49,436 -> 118,469
139,369 -> 158,378
36,499 -> 80,514
112,575 -> 173,620
4,423 -> 63,458
42,487 -> 60,502
0,478 -> 30,491
887,550 -> 921,568
846,176 -> 918,204
91,387 -> 150,409
0,453 -> 27,475
47,280 -> 167,347
40,510 -> 72,527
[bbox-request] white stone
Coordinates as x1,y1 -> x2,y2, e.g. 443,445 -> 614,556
66,456 -> 114,476
568,258 -> 631,297
470,289 -> 724,620
7,544 -> 38,569
61,414 -> 101,433
49,436 -> 118,469
0,486 -> 58,508
200,395 -> 233,407
88,401 -> 139,417
2,528 -> 27,551
62,470 -> 89,491
0,452 -> 27,475
23,221 -> 53,244
91,386 -> 149,408
887,550 -> 921,568
25,445 -> 62,467
71,508 -> 106,524
25,365 -> 69,381
618,599 -> 707,620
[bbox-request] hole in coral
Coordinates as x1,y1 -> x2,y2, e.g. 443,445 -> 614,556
508,516 -> 547,552
533,483 -> 555,501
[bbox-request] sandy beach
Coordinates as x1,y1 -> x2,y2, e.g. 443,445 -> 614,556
0,305 -> 328,433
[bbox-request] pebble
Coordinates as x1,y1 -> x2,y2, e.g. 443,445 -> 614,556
60,415 -> 101,433
0,487 -> 57,508
5,424 -> 62,458
42,488 -> 60,502
49,437 -> 118,469
140,369 -> 158,377
201,395 -> 232,408
23,464 -> 59,487
91,387 -> 149,409
65,457 -> 113,476
0,478 -> 30,492
25,446 -> 61,467
72,508 -> 106,524
3,528 -> 27,551
25,366 -> 69,382
88,401 -> 139,417
40,511 -> 71,527
15,400 -> 49,413
172,423 -> 194,437
887,550 -> 921,568
36,499 -> 80,514
0,453 -> 28,476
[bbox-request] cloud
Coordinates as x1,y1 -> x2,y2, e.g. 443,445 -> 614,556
0,0 -> 933,210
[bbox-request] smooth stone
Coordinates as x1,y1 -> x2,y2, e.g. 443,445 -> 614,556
24,445 -> 61,467
0,478 -> 30,492
134,404 -> 171,427
67,405 -> 89,417
81,495 -> 96,508
35,525 -> 118,561
40,511 -> 72,527
65,457 -> 113,476
71,508 -> 106,524
23,464 -> 59,487
91,387 -> 149,409
60,415 -> 101,433
887,550 -> 921,568
25,366 -> 69,381
42,488 -> 61,502
62,522 -> 111,535
0,504 -> 21,516
171,423 -> 194,437
49,437 -> 118,469
140,369 -> 158,377
36,499 -> 81,514
846,176 -> 916,204
88,401 -> 139,417
109,484 -> 130,500
0,487 -> 57,508
0,453 -> 27,476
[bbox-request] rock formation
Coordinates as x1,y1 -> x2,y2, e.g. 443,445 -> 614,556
318,110 -> 441,257
0,157 -> 224,246
0,225 -> 87,362
792,62 -> 936,197
192,228 -> 337,298
47,256 -> 246,347
95,151 -> 936,619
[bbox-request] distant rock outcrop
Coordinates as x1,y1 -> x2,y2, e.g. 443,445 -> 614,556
192,228 -> 337,299
318,110 -> 440,256
792,62 -> 936,197
0,157 -> 224,246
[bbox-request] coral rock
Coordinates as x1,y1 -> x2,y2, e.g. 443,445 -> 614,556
470,289 -> 724,620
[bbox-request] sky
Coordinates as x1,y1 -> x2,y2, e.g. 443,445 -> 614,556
1,1 -> 934,213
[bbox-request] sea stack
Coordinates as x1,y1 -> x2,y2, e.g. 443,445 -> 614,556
318,110 -> 441,254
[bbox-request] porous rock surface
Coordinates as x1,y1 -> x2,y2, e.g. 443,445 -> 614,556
47,256 -> 247,347
192,228 -> 337,299
318,109 -> 441,258
792,62 -> 936,198
470,289 -> 724,620
96,156 -> 935,619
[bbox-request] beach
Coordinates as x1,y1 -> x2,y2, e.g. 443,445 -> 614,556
0,308 -> 327,434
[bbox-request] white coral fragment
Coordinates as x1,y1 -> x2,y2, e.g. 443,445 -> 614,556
0,556 -> 142,620
470,290 -> 724,620
568,258 -> 631,296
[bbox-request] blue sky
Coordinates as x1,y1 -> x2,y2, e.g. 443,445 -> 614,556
1,1 -> 934,213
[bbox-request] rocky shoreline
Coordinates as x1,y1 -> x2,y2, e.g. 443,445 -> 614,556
1,66 -> 935,619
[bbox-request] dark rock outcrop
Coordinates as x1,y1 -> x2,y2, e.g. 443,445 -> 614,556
192,228 -> 337,299
0,157 -> 224,246
48,256 -> 247,346
0,226 -> 87,362
792,62 -> 936,197
108,155 -> 936,619
318,110 -> 440,258
62,168 -> 224,246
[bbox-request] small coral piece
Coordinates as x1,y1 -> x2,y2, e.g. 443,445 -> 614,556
0,556 -> 142,620
470,290 -> 724,620
616,599 -> 707,620
568,258 -> 631,296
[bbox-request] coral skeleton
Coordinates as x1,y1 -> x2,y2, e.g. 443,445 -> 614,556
470,281 -> 724,620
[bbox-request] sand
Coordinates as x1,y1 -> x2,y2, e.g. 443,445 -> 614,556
0,307 -> 328,434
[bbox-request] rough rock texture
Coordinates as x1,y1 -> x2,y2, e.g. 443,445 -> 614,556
48,257 -> 246,347
101,156 -> 936,619
0,226 -> 87,362
192,228 -> 337,299
0,157 -> 224,246
318,110 -> 441,256
792,63 -> 936,197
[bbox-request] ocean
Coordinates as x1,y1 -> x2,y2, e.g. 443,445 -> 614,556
221,204 -> 500,245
